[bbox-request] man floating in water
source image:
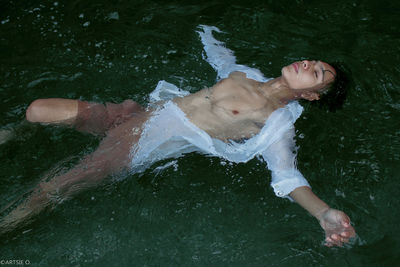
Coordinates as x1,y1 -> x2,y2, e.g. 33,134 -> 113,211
0,25 -> 355,246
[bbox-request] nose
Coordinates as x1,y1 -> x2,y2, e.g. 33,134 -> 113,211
302,60 -> 310,70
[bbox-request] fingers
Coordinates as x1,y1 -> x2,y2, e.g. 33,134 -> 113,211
343,230 -> 356,238
325,236 -> 342,247
322,209 -> 356,247
325,232 -> 352,247
342,221 -> 350,227
325,235 -> 352,247
339,214 -> 356,238
341,237 -> 350,244
342,225 -> 356,238
339,212 -> 351,226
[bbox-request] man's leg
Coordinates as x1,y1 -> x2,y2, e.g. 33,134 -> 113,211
26,98 -> 145,136
1,108 -> 150,235
26,98 -> 79,125
0,99 -> 78,145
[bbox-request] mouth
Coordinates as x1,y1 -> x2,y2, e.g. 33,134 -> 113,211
292,62 -> 299,73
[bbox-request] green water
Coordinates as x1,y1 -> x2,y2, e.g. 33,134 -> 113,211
1,0 -> 400,266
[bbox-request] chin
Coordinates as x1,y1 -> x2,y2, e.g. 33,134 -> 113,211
281,66 -> 289,78
281,66 -> 286,76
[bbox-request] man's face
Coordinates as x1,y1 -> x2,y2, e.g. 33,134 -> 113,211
281,60 -> 336,91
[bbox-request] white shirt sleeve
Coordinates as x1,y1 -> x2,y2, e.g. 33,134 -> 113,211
261,127 -> 311,201
197,25 -> 269,82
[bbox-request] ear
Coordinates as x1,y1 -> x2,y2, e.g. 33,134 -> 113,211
300,92 -> 320,101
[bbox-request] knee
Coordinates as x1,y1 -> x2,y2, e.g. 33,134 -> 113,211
26,99 -> 47,122
26,98 -> 78,123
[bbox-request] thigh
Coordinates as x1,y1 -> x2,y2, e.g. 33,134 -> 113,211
96,110 -> 151,170
74,100 -> 145,136
40,111 -> 151,201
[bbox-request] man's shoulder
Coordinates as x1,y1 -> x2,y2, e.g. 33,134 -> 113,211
228,71 -> 247,79
226,71 -> 263,87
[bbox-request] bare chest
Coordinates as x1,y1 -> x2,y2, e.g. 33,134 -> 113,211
209,79 -> 277,122
174,76 -> 283,140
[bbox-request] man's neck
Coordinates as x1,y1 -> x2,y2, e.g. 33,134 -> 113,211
259,77 -> 302,105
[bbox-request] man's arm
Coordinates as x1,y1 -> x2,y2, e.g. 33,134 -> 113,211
261,123 -> 356,246
197,25 -> 269,82
289,186 -> 356,247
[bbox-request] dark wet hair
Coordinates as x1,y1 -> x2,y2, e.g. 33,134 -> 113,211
317,62 -> 351,112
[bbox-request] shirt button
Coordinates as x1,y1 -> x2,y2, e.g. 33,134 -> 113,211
277,191 -> 283,196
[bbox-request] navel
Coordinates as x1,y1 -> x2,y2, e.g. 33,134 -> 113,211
232,110 -> 239,115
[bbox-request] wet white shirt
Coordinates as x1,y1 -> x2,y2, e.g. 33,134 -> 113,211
130,25 -> 310,200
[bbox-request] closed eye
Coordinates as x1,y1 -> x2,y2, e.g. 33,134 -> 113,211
314,71 -> 318,79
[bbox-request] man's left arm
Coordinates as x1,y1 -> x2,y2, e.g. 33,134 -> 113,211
197,25 -> 269,82
261,128 -> 356,246
289,186 -> 356,246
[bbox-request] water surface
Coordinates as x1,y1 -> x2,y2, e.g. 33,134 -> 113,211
1,0 -> 400,266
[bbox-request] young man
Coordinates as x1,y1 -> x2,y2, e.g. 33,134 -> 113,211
0,26 -> 355,246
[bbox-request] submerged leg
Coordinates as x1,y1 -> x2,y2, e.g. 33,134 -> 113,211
0,111 -> 150,235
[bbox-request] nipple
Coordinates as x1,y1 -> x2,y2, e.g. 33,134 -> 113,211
232,110 -> 239,115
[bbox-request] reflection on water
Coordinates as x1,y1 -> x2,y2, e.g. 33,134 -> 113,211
1,0 -> 400,265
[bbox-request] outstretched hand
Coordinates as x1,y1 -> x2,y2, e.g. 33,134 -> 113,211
319,208 -> 356,247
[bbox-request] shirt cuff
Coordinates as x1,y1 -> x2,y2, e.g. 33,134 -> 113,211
270,169 -> 311,201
